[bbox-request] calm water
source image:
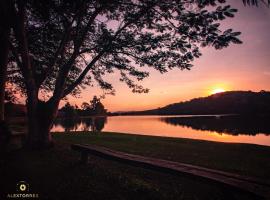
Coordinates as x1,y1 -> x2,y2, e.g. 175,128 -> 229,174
52,115 -> 270,146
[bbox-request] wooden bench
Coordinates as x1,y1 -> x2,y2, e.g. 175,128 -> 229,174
71,144 -> 270,199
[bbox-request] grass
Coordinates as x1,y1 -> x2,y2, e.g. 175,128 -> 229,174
1,131 -> 269,200
54,131 -> 270,180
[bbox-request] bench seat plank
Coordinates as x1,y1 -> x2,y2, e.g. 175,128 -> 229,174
71,144 -> 270,199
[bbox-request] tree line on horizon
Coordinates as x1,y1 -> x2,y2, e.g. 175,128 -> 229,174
3,95 -> 107,118
59,96 -> 107,118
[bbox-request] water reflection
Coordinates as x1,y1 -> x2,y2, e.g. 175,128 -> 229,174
53,117 -> 107,132
161,115 -> 270,136
51,115 -> 270,146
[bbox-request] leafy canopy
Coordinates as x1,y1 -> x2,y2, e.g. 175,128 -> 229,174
9,0 -> 242,101
242,0 -> 270,6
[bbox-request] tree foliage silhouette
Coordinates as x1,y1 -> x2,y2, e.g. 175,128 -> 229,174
2,0 -> 245,148
60,102 -> 78,118
242,0 -> 270,6
81,96 -> 107,116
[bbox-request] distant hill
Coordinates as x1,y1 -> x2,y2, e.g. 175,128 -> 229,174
116,91 -> 270,115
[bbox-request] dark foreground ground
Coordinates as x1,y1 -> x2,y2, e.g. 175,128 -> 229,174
1,132 -> 270,200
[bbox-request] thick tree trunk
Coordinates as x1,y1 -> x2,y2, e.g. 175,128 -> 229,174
26,98 -> 60,149
11,1 -> 56,150
0,20 -> 10,122
0,9 -> 11,153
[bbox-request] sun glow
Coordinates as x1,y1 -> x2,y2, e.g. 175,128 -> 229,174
211,88 -> 226,94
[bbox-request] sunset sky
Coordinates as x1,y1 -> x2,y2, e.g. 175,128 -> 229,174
66,0 -> 270,112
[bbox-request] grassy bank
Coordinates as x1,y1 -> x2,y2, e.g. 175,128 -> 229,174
1,132 -> 269,200
54,131 -> 270,180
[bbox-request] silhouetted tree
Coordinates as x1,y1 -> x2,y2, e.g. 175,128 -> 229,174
80,102 -> 91,116
81,102 -> 90,110
80,96 -> 107,116
59,102 -> 78,118
5,0 -> 245,148
0,0 -> 12,122
90,96 -> 107,116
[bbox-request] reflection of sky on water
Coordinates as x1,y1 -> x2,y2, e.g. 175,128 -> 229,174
53,117 -> 107,132
52,115 -> 270,146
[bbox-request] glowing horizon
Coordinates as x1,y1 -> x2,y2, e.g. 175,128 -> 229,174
210,88 -> 226,95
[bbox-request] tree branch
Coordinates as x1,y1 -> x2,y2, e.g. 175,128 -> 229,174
37,2 -> 88,88
8,41 -> 23,69
61,4 -> 156,97
12,1 -> 37,96
51,6 -> 104,101
62,51 -> 105,98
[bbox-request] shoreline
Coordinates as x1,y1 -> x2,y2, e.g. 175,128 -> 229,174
53,130 -> 270,147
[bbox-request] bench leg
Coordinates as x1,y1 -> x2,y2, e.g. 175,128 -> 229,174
80,152 -> 88,164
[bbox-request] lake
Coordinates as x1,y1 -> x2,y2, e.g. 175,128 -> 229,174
52,115 -> 270,146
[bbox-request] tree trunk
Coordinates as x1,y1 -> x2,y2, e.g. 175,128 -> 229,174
0,12 -> 11,153
26,98 -> 60,149
11,1 -> 57,149
0,23 -> 10,122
